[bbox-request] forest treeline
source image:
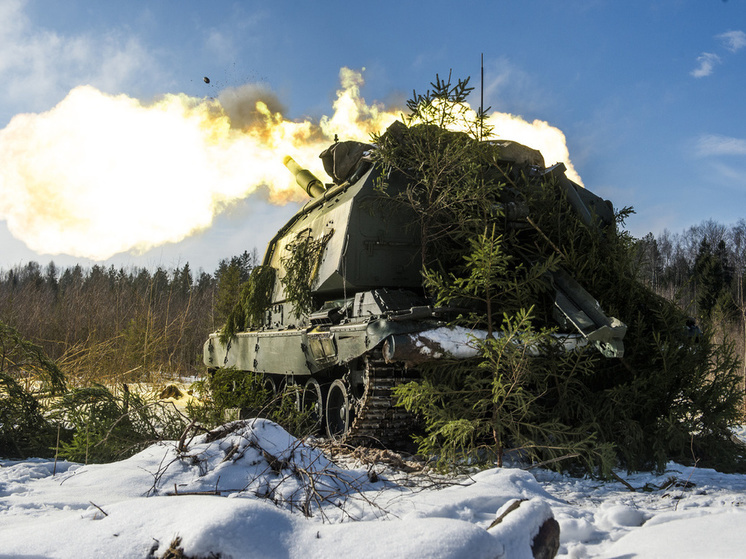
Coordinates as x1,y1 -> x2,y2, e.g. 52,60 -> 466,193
0,250 -> 258,384
2,216 -> 746,384
636,218 -> 746,338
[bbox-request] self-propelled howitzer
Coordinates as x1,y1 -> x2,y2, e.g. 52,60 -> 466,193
203,127 -> 627,446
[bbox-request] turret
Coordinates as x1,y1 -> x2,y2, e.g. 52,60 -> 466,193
269,151 -> 423,301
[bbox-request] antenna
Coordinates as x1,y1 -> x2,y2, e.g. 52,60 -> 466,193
480,53 -> 484,141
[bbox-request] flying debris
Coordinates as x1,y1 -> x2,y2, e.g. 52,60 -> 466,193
203,76 -> 210,84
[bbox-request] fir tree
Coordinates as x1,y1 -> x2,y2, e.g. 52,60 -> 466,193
385,74 -> 745,474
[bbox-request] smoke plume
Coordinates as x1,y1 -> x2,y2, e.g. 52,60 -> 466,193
0,68 -> 582,260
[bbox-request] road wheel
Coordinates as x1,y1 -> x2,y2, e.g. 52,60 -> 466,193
326,379 -> 351,441
302,378 -> 324,433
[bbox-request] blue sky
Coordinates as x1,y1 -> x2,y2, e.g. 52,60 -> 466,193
1,0 -> 745,273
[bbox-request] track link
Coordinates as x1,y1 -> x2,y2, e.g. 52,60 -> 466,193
344,351 -> 420,448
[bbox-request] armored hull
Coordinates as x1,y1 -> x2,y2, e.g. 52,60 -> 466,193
204,130 -> 627,445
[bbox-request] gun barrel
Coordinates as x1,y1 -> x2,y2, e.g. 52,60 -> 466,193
283,156 -> 325,198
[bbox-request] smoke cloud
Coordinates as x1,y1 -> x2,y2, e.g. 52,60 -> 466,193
0,68 -> 583,261
218,84 -> 287,130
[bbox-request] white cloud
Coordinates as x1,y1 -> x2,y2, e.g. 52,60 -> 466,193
484,56 -> 546,115
717,30 -> 746,53
690,52 -> 721,78
0,0 -> 162,120
692,136 -> 746,193
695,134 -> 746,157
205,29 -> 235,61
690,30 -> 746,79
710,160 -> 746,186
201,7 -> 269,68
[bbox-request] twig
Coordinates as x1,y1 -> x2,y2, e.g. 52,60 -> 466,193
177,419 -> 198,453
526,216 -> 565,259
167,489 -> 222,496
89,501 -> 108,517
523,453 -> 580,471
53,423 -> 61,476
610,470 -> 636,492
674,437 -> 700,511
488,499 -> 526,530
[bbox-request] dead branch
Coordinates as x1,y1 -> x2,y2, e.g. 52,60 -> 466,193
609,470 -> 636,492
523,453 -> 581,472
88,501 -> 108,517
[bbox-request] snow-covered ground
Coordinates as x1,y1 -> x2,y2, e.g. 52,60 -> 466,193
1,420 -> 745,558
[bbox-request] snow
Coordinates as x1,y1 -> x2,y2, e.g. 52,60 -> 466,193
413,326 -> 588,361
415,326 -> 486,359
2,420 -> 746,558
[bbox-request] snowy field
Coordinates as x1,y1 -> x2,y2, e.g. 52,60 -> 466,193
1,420 -> 746,559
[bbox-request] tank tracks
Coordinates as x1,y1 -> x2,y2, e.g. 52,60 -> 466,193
342,351 -> 420,448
